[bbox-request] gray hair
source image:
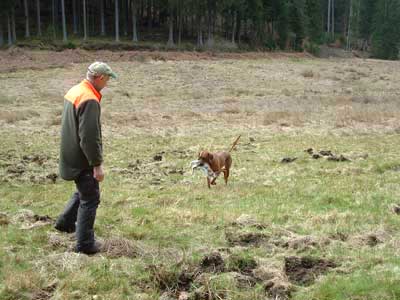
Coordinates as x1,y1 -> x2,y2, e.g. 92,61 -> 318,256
86,70 -> 99,82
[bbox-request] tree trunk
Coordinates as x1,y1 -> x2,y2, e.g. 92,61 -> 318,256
326,0 -> 332,34
36,0 -> 42,37
61,0 -> 67,42
7,14 -> 12,46
197,14 -> 203,47
178,0 -> 183,45
12,7 -> 17,43
83,0 -> 88,40
167,3 -> 174,47
346,0 -> 352,50
147,0 -> 153,31
207,7 -> 214,47
0,22 -> 4,47
132,0 -> 138,42
167,15 -> 174,46
115,0 -> 120,42
100,0 -> 105,35
24,0 -> 30,38
236,15 -> 241,44
122,0 -> 128,36
52,0 -> 57,39
232,10 -> 237,44
73,0 -> 78,34
331,0 -> 335,36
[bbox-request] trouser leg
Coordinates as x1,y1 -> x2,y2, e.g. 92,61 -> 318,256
74,170 -> 100,251
54,191 -> 80,233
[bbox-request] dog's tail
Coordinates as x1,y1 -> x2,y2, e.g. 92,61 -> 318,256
229,135 -> 241,153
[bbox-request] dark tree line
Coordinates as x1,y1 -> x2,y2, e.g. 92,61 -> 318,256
0,0 -> 399,59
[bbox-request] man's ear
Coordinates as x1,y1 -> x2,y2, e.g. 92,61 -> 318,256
208,153 -> 213,161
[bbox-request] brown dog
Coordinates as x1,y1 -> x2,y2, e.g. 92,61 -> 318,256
198,136 -> 240,188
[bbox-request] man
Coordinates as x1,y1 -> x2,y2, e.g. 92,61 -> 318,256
55,62 -> 117,255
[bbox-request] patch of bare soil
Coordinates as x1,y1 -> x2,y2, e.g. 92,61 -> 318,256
225,231 -> 269,247
305,148 -> 350,162
390,204 -> 400,215
0,212 -> 10,225
253,264 -> 293,299
146,250 -> 261,299
1,153 -> 58,184
199,251 -> 225,273
281,157 -> 298,164
30,281 -> 58,300
0,48 -> 310,73
284,256 -> 337,286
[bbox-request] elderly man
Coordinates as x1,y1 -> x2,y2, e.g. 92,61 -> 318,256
55,62 -> 117,255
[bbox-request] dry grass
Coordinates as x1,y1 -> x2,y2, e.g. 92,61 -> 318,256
334,106 -> 399,128
263,111 -> 305,127
0,110 -> 40,124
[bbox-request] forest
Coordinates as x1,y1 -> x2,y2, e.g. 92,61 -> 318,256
0,0 -> 399,60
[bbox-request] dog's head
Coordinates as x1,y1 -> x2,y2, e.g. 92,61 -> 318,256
198,151 -> 213,165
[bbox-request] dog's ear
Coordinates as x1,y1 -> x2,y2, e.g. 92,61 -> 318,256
208,153 -> 213,161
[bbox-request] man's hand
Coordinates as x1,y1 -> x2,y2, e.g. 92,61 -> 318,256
93,165 -> 105,182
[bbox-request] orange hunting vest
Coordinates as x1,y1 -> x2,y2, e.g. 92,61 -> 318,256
64,79 -> 102,108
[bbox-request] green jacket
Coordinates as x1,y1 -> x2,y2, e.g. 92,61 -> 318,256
59,80 -> 103,180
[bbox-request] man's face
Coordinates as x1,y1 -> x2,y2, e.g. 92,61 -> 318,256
94,75 -> 110,91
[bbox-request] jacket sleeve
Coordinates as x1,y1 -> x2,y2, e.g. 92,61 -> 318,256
77,100 -> 103,166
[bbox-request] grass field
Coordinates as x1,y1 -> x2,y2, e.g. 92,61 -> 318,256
1,51 -> 400,300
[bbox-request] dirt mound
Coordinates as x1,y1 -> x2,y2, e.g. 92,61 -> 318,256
227,253 -> 258,275
252,263 -> 293,299
390,204 -> 400,215
351,230 -> 390,247
199,251 -> 225,273
231,214 -> 267,229
30,281 -> 58,300
305,148 -> 350,162
0,212 -> 10,225
225,231 -> 268,247
148,264 -> 194,293
264,277 -> 293,299
101,238 -> 143,258
284,256 -> 337,286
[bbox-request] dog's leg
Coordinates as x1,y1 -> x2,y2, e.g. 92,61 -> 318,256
207,177 -> 211,189
224,169 -> 229,185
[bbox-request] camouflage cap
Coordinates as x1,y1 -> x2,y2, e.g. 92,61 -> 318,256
87,62 -> 117,79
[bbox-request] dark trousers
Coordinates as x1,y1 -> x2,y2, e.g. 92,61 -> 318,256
55,169 -> 100,251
